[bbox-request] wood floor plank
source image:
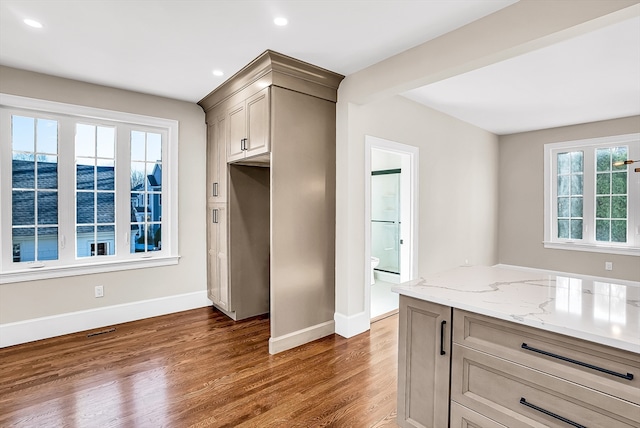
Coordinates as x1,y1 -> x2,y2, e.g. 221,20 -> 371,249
0,307 -> 400,427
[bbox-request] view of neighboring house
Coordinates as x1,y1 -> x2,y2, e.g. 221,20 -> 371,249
11,158 -> 162,262
131,163 -> 162,252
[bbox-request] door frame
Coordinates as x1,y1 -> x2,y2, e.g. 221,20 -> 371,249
364,135 -> 419,321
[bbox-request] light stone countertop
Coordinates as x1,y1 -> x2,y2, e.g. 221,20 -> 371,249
391,265 -> 640,354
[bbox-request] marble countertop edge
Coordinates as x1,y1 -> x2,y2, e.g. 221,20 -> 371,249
391,265 -> 640,355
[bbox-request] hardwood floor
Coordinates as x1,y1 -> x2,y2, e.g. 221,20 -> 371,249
0,307 -> 400,427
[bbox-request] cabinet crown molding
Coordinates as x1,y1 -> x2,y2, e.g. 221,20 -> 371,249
198,50 -> 344,112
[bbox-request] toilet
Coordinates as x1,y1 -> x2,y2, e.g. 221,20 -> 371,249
371,256 -> 380,285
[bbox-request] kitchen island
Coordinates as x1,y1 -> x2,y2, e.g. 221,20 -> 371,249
392,265 -> 640,428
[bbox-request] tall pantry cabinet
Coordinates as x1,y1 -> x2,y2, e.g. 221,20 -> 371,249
198,50 -> 344,354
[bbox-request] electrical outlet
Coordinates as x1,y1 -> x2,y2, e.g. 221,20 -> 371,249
605,262 -> 613,271
95,285 -> 104,298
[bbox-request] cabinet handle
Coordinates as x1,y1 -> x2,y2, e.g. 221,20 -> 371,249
213,182 -> 218,197
519,398 -> 586,428
521,343 -> 633,380
241,138 -> 247,151
212,209 -> 218,224
440,320 -> 446,356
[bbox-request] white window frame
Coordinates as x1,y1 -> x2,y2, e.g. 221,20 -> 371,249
0,94 -> 180,283
544,133 -> 640,256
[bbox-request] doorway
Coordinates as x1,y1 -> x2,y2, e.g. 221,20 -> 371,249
364,136 -> 419,321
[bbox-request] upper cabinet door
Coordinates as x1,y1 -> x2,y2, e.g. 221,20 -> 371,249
227,100 -> 246,162
214,113 -> 227,201
226,87 -> 270,163
206,122 -> 218,204
245,87 -> 270,158
207,113 -> 228,202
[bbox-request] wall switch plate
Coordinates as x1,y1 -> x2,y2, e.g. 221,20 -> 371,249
95,285 -> 104,298
605,262 -> 613,271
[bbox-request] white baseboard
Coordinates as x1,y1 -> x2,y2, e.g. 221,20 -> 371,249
334,311 -> 370,338
268,320 -> 335,354
0,290 -> 211,348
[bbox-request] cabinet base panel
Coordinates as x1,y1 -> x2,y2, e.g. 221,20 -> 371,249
211,303 -> 237,320
269,320 -> 335,355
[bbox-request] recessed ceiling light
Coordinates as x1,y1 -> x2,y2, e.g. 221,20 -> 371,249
212,70 -> 224,77
23,18 -> 43,29
274,17 -> 288,27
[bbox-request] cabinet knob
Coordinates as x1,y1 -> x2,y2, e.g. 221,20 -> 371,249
241,138 -> 247,151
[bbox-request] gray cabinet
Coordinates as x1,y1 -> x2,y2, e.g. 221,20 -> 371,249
206,203 -> 228,311
227,87 -> 270,162
207,113 -> 227,203
451,309 -> 640,428
397,295 -> 452,428
397,300 -> 640,427
199,51 -> 344,353
450,402 -> 507,428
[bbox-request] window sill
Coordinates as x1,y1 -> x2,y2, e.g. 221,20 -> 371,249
0,255 -> 180,284
543,241 -> 639,256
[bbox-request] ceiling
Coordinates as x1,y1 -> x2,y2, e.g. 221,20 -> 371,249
1,0 -> 638,135
403,15 -> 640,135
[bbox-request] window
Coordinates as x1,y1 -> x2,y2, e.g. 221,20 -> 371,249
544,134 -> 639,256
75,123 -> 116,258
0,94 -> 179,283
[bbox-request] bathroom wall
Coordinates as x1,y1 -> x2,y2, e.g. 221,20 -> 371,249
370,156 -> 402,276
372,149 -> 402,170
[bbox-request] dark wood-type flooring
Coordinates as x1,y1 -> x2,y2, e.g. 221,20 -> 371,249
0,307 -> 400,427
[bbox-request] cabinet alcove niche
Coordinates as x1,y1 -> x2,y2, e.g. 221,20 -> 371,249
199,50 -> 344,354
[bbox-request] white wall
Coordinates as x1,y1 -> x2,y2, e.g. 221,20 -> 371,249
0,66 -> 208,342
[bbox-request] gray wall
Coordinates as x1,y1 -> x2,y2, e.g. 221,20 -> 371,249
270,86 -> 336,339
498,116 -> 640,281
334,94 -> 499,321
360,96 -> 499,277
0,66 -> 207,324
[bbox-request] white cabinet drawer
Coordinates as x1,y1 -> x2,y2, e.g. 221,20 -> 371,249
451,344 -> 640,427
453,310 -> 640,404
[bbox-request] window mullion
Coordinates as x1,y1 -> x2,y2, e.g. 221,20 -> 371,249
582,149 -> 595,245
629,144 -> 640,247
116,126 -> 131,257
57,118 -> 76,264
550,151 -> 559,241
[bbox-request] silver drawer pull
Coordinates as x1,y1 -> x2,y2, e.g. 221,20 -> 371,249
520,397 -> 586,428
521,343 -> 633,381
